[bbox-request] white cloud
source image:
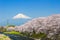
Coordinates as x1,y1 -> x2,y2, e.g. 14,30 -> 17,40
13,13 -> 31,19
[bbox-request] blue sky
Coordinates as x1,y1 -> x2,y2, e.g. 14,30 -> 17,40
0,0 -> 60,26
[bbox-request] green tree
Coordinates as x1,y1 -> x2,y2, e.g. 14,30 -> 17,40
0,26 -> 7,32
6,24 -> 15,27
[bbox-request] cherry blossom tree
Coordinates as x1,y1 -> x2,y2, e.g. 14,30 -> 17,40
15,14 -> 60,40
